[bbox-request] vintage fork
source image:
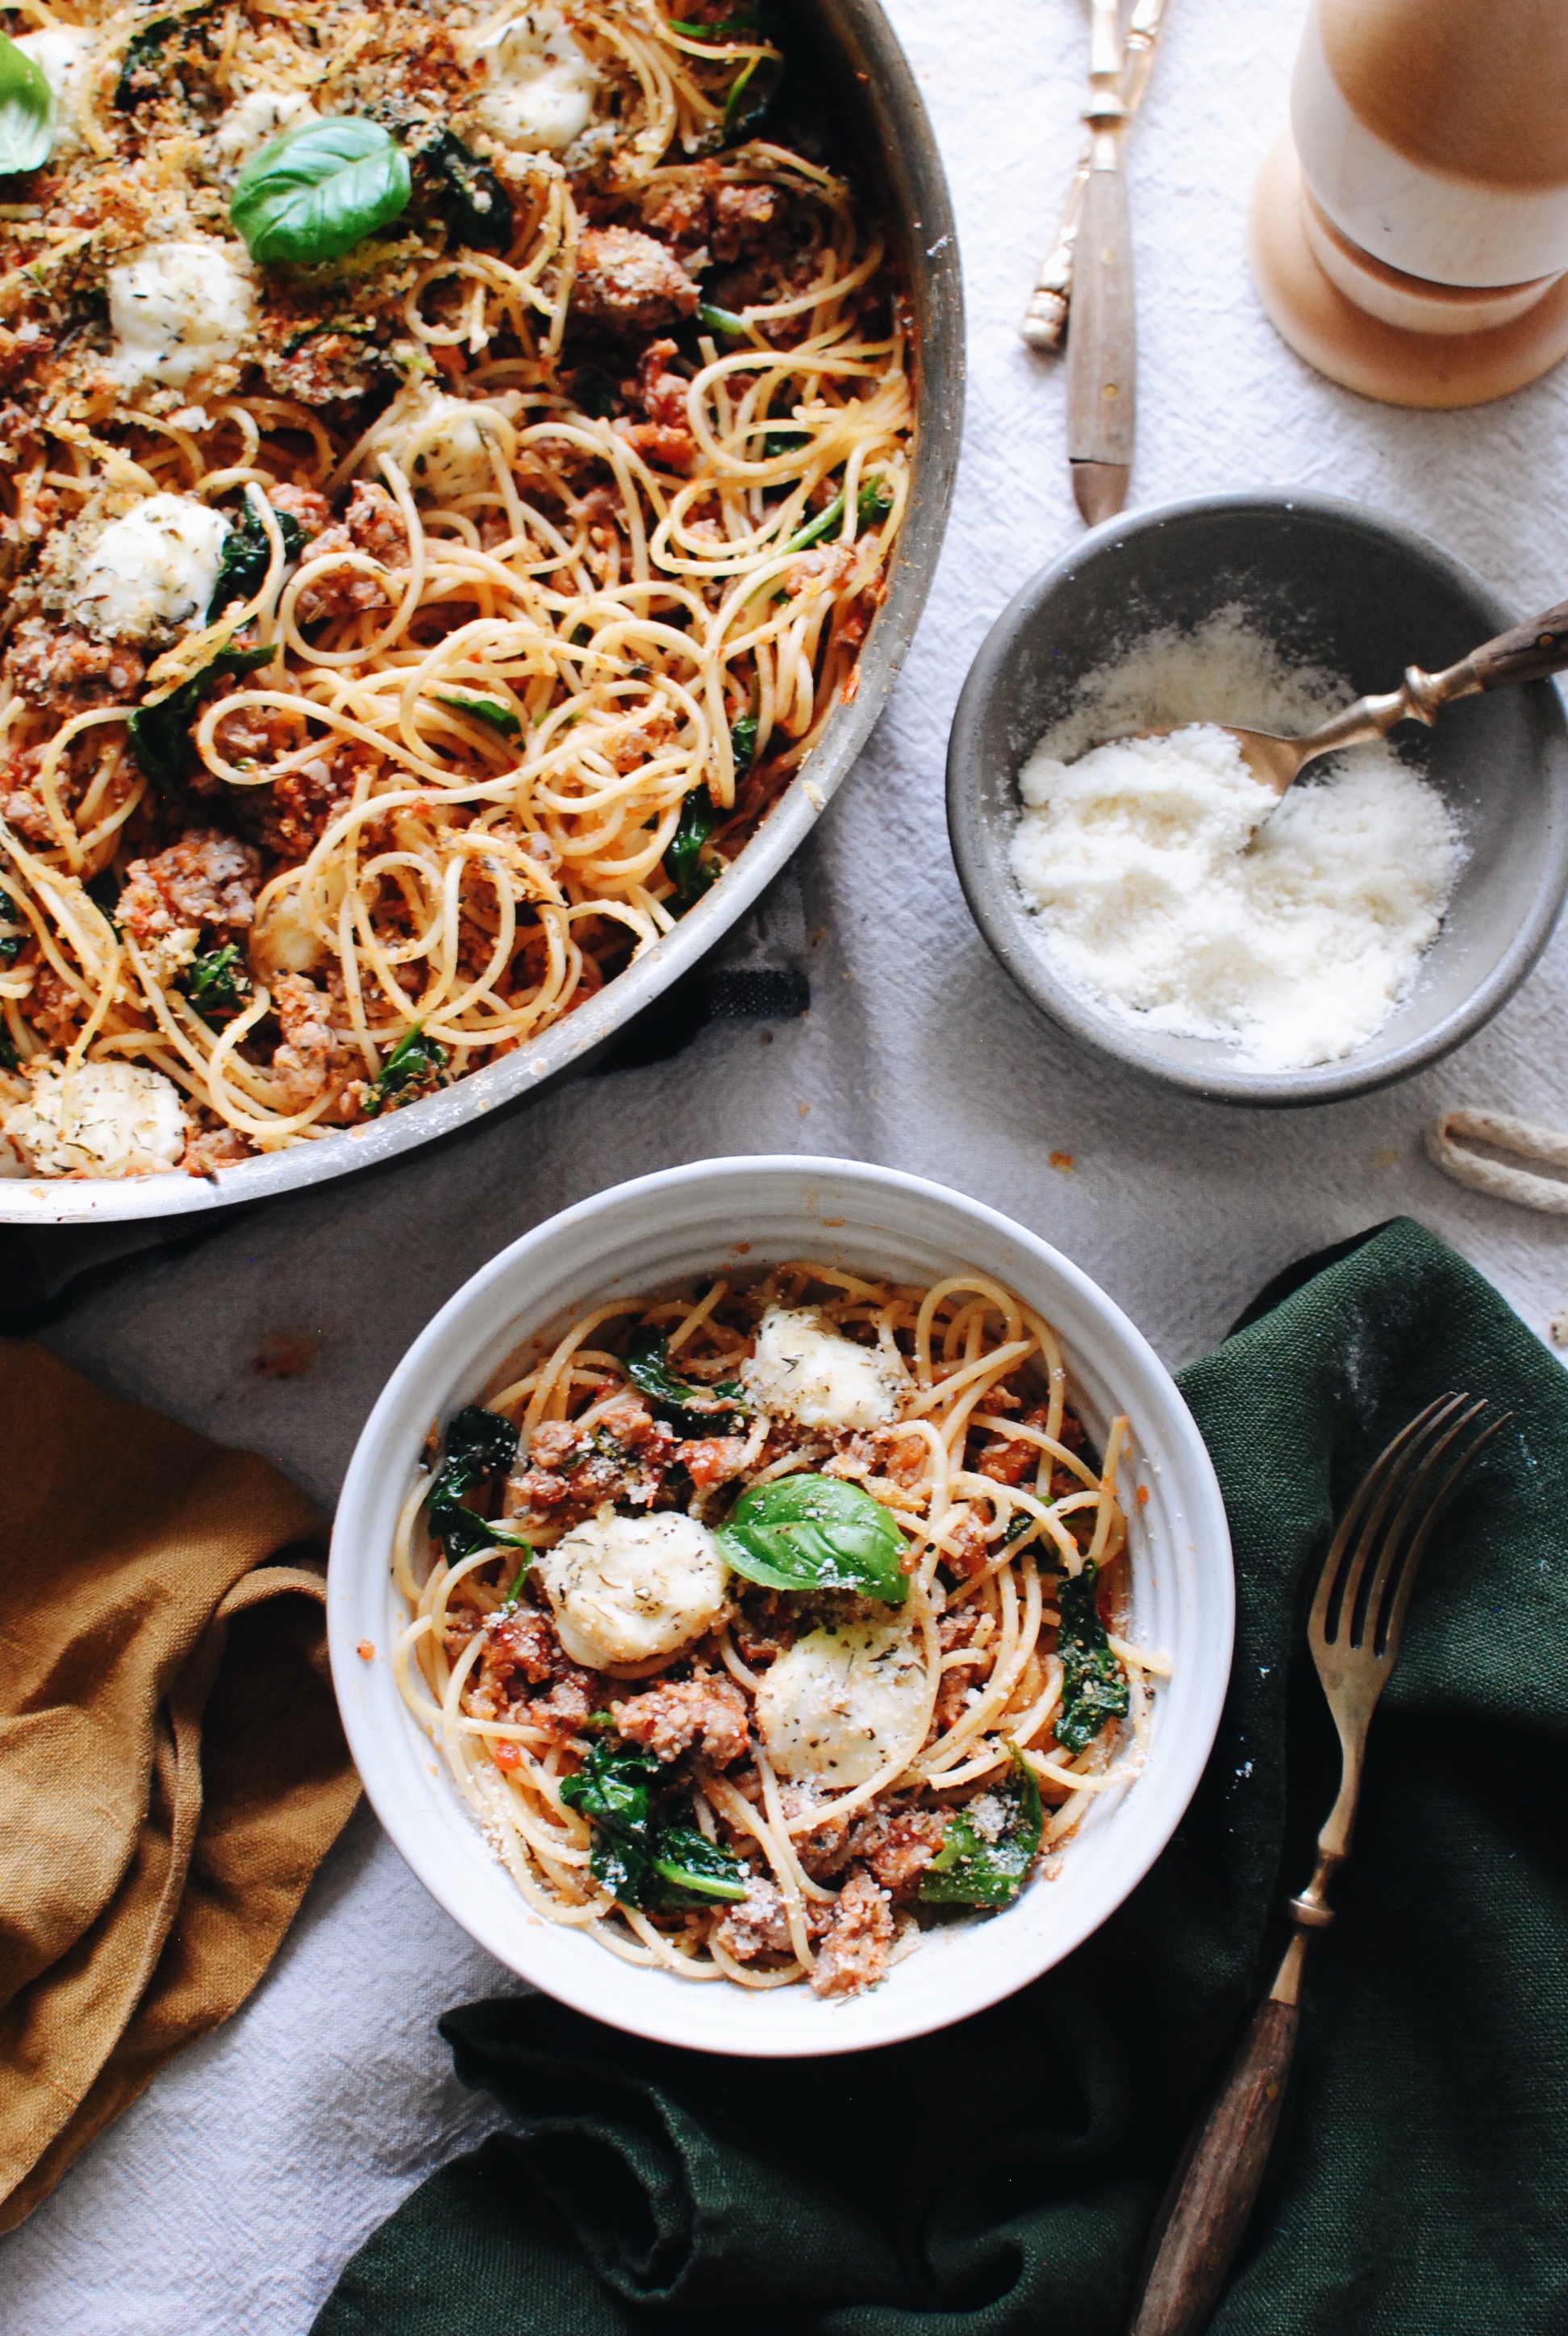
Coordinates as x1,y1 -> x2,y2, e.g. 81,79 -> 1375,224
1124,1392 -> 1508,2336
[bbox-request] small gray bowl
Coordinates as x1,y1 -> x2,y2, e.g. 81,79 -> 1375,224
946,490 -> 1568,1106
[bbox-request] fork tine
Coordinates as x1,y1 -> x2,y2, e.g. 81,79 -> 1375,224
1374,1410 -> 1512,1659
1320,1395 -> 1468,1648
1307,1394 -> 1461,1645
1356,1398 -> 1487,1650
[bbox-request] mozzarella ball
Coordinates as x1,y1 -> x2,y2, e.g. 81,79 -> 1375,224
754,1619 -> 927,1787
740,1307 -> 904,1434
470,9 -> 598,152
537,1511 -> 728,1671
77,494 -> 230,640
108,238 -> 255,389
3,1062 -> 188,1178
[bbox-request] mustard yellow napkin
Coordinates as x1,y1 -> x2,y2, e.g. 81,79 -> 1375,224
0,1339 -> 361,2230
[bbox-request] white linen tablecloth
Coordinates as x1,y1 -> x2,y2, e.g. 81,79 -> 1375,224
10,2 -> 1568,2326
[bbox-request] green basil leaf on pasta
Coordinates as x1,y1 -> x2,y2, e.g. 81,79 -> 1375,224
1054,1558 -> 1129,1752
717,1473 -> 908,1603
231,117 -> 412,266
919,1751 -> 1043,1908
650,1825 -> 748,1905
437,690 -> 521,737
0,33 -> 54,175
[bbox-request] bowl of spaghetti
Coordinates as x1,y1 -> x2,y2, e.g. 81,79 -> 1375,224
330,1156 -> 1233,2054
0,0 -> 961,1222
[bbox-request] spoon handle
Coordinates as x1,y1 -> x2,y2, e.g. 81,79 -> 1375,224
1463,599 -> 1568,692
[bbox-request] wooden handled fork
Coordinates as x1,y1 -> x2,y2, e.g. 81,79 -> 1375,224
1124,1392 -> 1508,2336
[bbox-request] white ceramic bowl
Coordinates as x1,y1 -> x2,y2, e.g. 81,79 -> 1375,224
328,1158 -> 1234,2056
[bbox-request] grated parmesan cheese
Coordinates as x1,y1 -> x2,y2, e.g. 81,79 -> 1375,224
1009,612 -> 1465,1073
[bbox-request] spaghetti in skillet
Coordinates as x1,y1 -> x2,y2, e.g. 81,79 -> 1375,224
0,1 -> 911,1178
394,1263 -> 1165,1996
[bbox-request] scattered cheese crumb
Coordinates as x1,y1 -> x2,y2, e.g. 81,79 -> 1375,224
3,1061 -> 188,1177
108,238 -> 255,388
77,494 -> 230,640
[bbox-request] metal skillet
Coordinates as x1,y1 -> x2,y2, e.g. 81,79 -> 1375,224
0,0 -> 962,1231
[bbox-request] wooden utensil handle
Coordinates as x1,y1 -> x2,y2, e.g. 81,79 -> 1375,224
1124,1995 -> 1300,2336
1065,161 -> 1136,469
1469,599 -> 1568,690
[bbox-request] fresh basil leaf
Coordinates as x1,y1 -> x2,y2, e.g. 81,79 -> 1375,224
183,941 -> 252,1024
651,1825 -> 748,1904
231,117 -> 412,267
127,641 -> 277,795
422,127 -> 513,252
0,31 -> 52,174
717,1474 -> 908,1603
209,505 -> 304,618
665,786 -> 718,910
1054,1558 -> 1129,1753
623,1327 -> 747,1434
724,47 -> 781,140
437,690 -> 520,737
920,1751 -> 1043,1908
363,1023 -> 448,1116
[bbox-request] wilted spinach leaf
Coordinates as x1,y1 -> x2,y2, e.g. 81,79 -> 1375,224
0,928 -> 24,966
664,786 -> 718,909
1053,1559 -> 1129,1753
209,504 -> 304,618
724,47 -> 782,140
423,127 -> 513,252
425,1402 -> 526,1561
183,942 -> 252,1024
562,1741 -> 748,1909
437,689 -> 520,736
920,1751 -> 1044,1908
127,641 -> 277,795
786,471 -> 893,556
624,1327 -> 747,1433
651,1825 -> 748,1904
730,711 -> 757,778
717,1473 -> 908,1603
362,1024 -> 449,1116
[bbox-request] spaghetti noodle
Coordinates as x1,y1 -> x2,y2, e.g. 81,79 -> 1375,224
395,1262 -> 1164,1996
0,1 -> 912,1176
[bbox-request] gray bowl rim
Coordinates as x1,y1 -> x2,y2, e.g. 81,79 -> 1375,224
946,486 -> 1568,1108
1,0 -> 964,1224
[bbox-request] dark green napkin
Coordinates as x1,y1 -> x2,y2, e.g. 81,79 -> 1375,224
317,1219 -> 1568,2334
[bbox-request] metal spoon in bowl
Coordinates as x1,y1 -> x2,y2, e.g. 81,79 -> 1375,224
1151,596 -> 1568,801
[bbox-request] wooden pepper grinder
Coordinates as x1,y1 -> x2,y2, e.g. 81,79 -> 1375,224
1250,0 -> 1568,407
